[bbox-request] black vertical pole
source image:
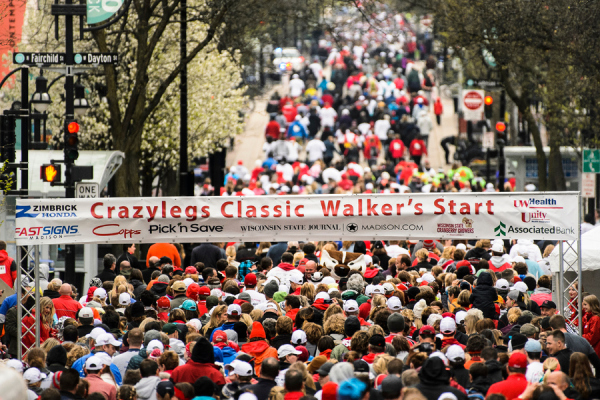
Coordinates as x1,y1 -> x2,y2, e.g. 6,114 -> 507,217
64,0 -> 76,285
498,140 -> 505,192
20,67 -> 30,271
179,0 -> 188,196
486,148 -> 491,183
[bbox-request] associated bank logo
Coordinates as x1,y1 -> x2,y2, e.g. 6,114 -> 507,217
494,221 -> 506,236
16,205 -> 39,218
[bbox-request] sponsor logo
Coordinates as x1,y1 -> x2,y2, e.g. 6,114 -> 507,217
346,223 -> 358,232
494,220 -> 575,237
513,198 -> 561,223
15,225 -> 79,239
437,221 -> 474,235
360,224 -> 423,231
148,223 -> 224,234
32,205 -> 77,212
93,224 -> 141,239
16,205 -> 39,218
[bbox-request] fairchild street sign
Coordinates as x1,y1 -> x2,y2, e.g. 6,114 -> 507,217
583,149 -> 600,173
13,52 -> 66,65
74,53 -> 119,65
466,79 -> 502,89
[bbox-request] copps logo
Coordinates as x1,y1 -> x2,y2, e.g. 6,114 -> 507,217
513,198 -> 561,223
93,224 -> 141,239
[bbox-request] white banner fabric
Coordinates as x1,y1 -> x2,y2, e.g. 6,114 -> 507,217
14,192 -> 580,245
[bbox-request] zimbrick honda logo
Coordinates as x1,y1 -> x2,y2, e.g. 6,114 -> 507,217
16,205 -> 39,218
513,198 -> 562,223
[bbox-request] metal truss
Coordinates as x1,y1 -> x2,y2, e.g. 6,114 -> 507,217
17,245 -> 40,359
558,238 -> 583,335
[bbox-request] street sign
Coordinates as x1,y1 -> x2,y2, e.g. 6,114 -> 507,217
462,90 -> 484,121
466,79 -> 502,89
87,0 -> 124,24
582,173 -> 596,198
74,53 -> 119,65
13,52 -> 66,65
75,182 -> 99,198
482,129 -> 494,150
583,149 -> 600,173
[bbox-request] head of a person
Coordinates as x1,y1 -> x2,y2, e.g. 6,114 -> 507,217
104,253 -> 116,271
305,261 -> 317,279
546,330 -> 566,355
140,359 -> 159,378
59,283 -> 72,296
583,295 -> 600,315
547,370 -> 570,391
260,357 -> 280,379
284,369 -> 304,392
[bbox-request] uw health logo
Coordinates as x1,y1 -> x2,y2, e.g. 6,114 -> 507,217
513,198 -> 561,223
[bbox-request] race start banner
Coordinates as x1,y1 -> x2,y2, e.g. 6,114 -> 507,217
14,192 -> 580,245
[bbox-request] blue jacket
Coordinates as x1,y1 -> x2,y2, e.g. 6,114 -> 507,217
525,259 -> 544,280
221,346 -> 238,375
210,322 -> 236,341
0,293 -> 18,322
71,351 -> 122,385
287,121 -> 308,139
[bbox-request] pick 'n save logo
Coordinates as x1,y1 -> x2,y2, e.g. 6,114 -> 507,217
494,221 -> 506,236
16,205 -> 39,218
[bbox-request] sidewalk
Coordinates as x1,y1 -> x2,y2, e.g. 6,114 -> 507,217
426,86 -> 458,170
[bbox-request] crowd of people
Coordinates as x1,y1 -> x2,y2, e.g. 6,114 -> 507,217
0,236 -> 598,400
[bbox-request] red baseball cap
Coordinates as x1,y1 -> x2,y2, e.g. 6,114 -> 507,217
244,273 -> 257,286
442,312 -> 455,320
157,296 -> 170,308
420,325 -> 435,335
198,286 -> 211,296
508,352 -> 527,369
364,267 -> 379,279
397,283 -> 408,291
213,330 -> 228,343
185,266 -> 198,274
298,258 -> 309,267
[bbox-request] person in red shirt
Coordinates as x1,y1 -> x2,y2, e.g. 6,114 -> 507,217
487,353 -> 528,400
84,356 -> 118,400
389,134 -> 405,164
338,173 -> 354,191
0,241 -> 16,288
52,283 -> 83,319
362,334 -> 386,364
22,297 -> 54,353
156,296 -> 171,322
171,336 -> 226,387
488,243 -> 512,273
409,134 -> 427,166
582,295 -> 600,357
434,97 -> 443,125
282,102 -> 297,124
363,133 -> 381,167
265,116 -> 281,140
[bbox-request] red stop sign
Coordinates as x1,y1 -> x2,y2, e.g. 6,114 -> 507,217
463,91 -> 484,110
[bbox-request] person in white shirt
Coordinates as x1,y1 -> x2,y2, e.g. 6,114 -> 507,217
309,60 -> 323,81
319,104 -> 337,129
385,240 -> 410,258
289,74 -> 305,98
242,274 -> 266,306
525,340 -> 544,383
374,115 -> 391,142
305,138 -> 327,163
357,121 -> 372,136
286,139 -> 300,163
322,167 -> 342,183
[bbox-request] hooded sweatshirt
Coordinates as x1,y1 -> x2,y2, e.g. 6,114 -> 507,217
489,256 -> 511,273
39,263 -> 50,291
0,249 -> 16,288
469,272 -> 498,319
415,357 -> 468,400
171,337 -> 225,386
241,322 -> 278,376
135,376 -> 161,400
266,263 -> 303,289
47,344 -> 68,373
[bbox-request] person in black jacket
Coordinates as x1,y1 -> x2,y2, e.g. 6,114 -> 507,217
190,243 -> 226,269
447,345 -> 470,389
482,347 -> 503,384
245,357 -> 280,400
470,272 -> 498,319
270,316 -> 294,350
116,244 -> 139,274
142,256 -> 160,284
467,362 -> 491,397
415,357 -> 468,400
236,243 -> 258,263
96,253 -> 117,283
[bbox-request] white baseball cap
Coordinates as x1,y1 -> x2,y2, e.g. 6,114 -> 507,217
365,285 -> 375,297
188,318 -> 202,331
417,273 -> 435,284
183,278 -> 195,287
225,360 -> 253,377
79,307 -> 94,319
291,330 -> 307,345
95,352 -> 113,366
93,288 -> 107,300
455,244 -> 467,251
430,351 -> 449,366
228,304 -> 242,316
512,256 -> 526,264
6,359 -> 23,373
290,275 -> 303,285
372,286 -> 385,295
382,282 -> 395,294
264,302 -> 278,312
495,279 -> 510,291
23,367 -> 47,383
86,327 -> 107,340
491,243 -> 504,253
147,339 -> 164,353
440,317 -> 457,334
278,344 -> 302,358
455,311 -> 468,325
119,293 -> 131,306
386,296 -> 402,311
446,345 -> 465,362
344,299 -> 359,313
315,292 -> 330,301
85,356 -> 104,371
95,333 -> 122,347
511,281 -> 529,293
322,277 -> 336,285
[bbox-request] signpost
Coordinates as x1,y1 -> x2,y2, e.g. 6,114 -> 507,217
13,52 -> 66,65
583,149 -> 600,173
74,53 -> 119,65
462,90 -> 484,121
582,173 -> 595,198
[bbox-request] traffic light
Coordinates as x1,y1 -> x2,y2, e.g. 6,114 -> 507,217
484,96 -> 493,119
40,164 -> 61,183
496,122 -> 506,133
0,114 -> 17,192
64,119 -> 80,163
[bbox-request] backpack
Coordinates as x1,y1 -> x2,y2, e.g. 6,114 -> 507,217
238,260 -> 255,281
467,388 -> 485,400
407,70 -> 421,92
